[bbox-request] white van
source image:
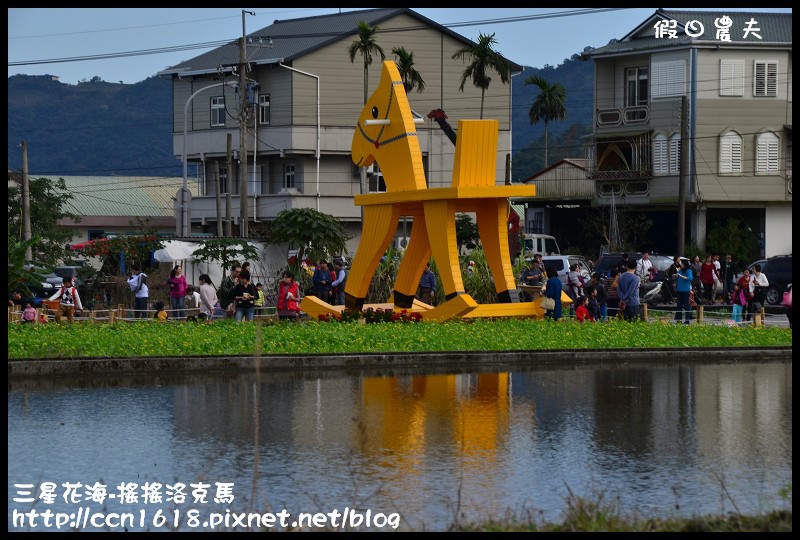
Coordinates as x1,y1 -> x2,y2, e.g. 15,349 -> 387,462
522,234 -> 560,257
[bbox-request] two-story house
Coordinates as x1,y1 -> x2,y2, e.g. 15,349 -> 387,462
579,9 -> 791,258
157,8 -> 522,253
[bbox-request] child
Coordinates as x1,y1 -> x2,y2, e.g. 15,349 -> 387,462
153,300 -> 168,322
575,295 -> 594,323
254,283 -> 266,314
585,285 -> 601,322
20,302 -> 37,323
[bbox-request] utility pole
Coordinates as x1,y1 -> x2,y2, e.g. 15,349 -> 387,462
21,140 -> 32,261
226,134 -> 233,237
214,161 -> 223,237
238,10 -> 255,238
678,95 -> 688,257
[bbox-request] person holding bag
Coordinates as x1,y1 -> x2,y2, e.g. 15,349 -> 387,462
277,271 -> 302,321
541,266 -> 562,320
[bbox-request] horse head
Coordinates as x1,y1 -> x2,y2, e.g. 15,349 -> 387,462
351,60 -> 427,192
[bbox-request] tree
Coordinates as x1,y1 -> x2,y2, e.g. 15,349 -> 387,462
7,237 -> 48,297
456,213 -> 480,252
191,238 -> 260,274
77,231 -> 165,276
347,20 -> 386,105
7,175 -> 82,266
392,46 -> 426,94
451,32 -> 510,119
525,75 -> 567,167
267,208 -> 351,271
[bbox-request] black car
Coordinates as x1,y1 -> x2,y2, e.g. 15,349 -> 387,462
756,255 -> 792,305
593,252 -> 642,278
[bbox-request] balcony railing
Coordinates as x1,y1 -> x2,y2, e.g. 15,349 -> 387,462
596,105 -> 650,127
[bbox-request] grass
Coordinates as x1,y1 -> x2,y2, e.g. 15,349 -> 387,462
7,317 -> 792,359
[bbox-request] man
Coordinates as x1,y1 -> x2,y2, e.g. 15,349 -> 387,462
127,264 -> 149,318
219,263 -> 242,317
616,259 -> 642,321
589,273 -> 609,322
748,263 -> 770,320
331,260 -> 347,306
48,276 -> 83,323
636,251 -> 654,282
8,290 -> 35,308
418,262 -> 436,305
519,258 -> 544,302
312,259 -> 333,301
617,253 -> 630,276
720,254 -> 736,304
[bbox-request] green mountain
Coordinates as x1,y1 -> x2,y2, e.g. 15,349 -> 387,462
8,74 -> 179,177
8,60 -> 594,180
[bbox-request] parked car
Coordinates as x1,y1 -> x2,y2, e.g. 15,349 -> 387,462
753,255 -> 792,305
593,252 -> 642,278
541,255 -> 593,293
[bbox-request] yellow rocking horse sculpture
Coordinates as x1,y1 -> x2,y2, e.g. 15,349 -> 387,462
301,60 -> 549,320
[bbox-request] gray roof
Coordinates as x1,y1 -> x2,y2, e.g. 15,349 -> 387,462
38,176 -> 198,217
159,8 -> 522,78
584,9 -> 792,58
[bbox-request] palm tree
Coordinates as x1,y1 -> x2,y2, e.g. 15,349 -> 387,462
347,20 -> 386,105
451,32 -> 510,119
392,46 -> 426,94
525,75 -> 567,167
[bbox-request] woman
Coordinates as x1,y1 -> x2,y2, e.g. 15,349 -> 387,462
543,266 -> 563,321
674,259 -> 693,324
198,274 -> 219,321
167,265 -> 188,320
233,269 -> 258,322
277,271 -> 302,321
699,255 -> 717,305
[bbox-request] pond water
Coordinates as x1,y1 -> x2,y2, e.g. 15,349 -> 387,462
8,360 -> 792,532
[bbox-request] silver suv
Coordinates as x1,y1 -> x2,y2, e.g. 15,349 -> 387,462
541,255 -> 593,292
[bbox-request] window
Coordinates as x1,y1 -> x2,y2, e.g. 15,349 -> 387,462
720,59 -> 744,96
626,67 -> 648,107
719,131 -> 742,174
219,165 -> 228,194
755,132 -> 779,174
259,94 -> 270,125
283,164 -> 296,190
211,96 -> 225,127
754,61 -> 778,97
651,60 -> 685,99
653,134 -> 668,175
669,134 -> 681,175
87,230 -> 104,241
367,164 -> 386,193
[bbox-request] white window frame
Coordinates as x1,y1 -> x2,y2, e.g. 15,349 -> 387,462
283,164 -> 296,190
719,131 -> 742,174
753,61 -> 778,97
755,132 -> 779,174
651,60 -> 685,99
669,134 -> 681,175
720,59 -> 744,96
626,67 -> 649,107
211,96 -> 225,127
219,165 -> 228,194
259,93 -> 270,125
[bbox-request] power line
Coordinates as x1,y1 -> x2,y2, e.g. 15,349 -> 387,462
9,8 -> 632,68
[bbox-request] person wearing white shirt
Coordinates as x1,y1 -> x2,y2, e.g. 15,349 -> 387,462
636,251 -> 654,281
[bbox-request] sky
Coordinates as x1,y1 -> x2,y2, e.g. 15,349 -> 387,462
8,7 -> 791,86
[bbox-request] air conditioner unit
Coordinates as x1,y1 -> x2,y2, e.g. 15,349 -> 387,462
394,236 -> 410,251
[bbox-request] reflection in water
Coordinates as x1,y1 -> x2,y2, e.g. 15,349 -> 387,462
8,362 -> 792,531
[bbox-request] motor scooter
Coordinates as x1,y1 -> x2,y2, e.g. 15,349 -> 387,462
640,280 -> 663,305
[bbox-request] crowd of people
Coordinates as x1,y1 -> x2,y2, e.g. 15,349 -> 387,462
9,250 -> 787,327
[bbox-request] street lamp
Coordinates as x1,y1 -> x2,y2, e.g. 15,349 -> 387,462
279,63 -> 319,210
181,81 -> 238,237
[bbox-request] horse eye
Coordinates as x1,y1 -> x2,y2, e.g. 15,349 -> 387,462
371,106 -> 378,119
